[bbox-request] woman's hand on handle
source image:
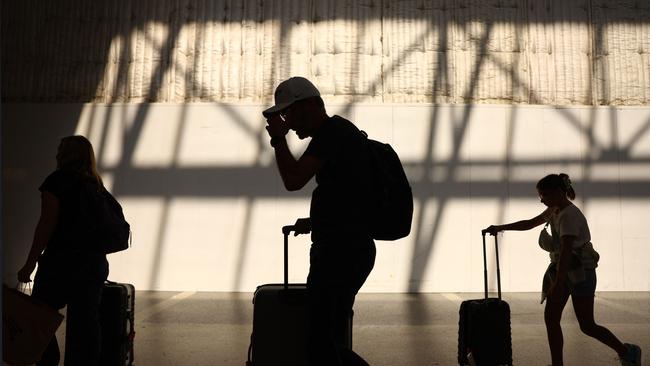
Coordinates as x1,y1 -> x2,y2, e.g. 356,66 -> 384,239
482,212 -> 548,236
482,225 -> 501,236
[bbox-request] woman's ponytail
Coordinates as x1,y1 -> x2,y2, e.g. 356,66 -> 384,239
537,173 -> 576,200
558,173 -> 576,200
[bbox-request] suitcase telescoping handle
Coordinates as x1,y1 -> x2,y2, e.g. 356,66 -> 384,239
282,225 -> 296,290
482,232 -> 502,300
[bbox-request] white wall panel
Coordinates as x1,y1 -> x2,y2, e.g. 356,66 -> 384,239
3,0 -> 650,293
4,103 -> 649,293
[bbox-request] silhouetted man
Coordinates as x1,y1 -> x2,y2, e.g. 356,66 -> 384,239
264,77 -> 375,366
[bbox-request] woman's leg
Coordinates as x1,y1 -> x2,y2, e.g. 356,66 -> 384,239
64,254 -> 108,366
64,281 -> 104,366
571,295 -> 627,356
544,284 -> 571,366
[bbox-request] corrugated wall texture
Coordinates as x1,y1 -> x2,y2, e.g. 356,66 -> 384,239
2,0 -> 650,105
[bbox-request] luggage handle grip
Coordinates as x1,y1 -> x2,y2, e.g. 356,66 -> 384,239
481,231 -> 502,300
282,225 -> 297,290
282,225 -> 295,236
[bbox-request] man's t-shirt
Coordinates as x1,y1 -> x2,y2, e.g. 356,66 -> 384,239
304,115 -> 373,244
39,169 -> 97,253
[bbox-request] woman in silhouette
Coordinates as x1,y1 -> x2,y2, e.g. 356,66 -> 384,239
18,135 -> 110,366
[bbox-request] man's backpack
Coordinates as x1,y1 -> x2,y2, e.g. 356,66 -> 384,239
78,179 -> 131,254
361,131 -> 413,241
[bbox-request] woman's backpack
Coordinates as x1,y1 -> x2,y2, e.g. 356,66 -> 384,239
78,179 -> 131,254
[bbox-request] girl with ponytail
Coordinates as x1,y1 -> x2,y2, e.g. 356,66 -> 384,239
483,173 -> 641,366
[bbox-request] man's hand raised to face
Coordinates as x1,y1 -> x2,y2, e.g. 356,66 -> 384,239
265,113 -> 290,138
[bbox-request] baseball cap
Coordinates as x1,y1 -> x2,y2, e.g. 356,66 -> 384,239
262,77 -> 321,118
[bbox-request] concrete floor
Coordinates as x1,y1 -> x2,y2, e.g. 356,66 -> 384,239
54,292 -> 649,365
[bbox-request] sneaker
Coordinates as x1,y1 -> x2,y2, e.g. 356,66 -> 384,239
620,343 -> 642,366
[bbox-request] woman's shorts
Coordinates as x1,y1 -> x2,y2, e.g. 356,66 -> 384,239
568,269 -> 597,297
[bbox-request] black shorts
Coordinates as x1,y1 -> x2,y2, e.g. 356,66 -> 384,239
568,269 -> 597,297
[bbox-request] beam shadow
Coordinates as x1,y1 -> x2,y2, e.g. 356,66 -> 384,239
408,21 -> 495,293
3,0 -> 650,300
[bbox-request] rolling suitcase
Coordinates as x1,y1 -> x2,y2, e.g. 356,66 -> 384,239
100,280 -> 135,366
246,225 -> 352,366
458,232 -> 512,366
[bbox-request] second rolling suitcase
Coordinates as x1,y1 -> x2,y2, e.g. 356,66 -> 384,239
246,225 -> 352,366
100,280 -> 135,366
458,233 -> 512,366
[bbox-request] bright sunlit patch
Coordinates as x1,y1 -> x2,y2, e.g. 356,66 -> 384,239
235,198 -> 313,292
75,104 -> 94,136
54,103 -> 650,292
618,109 -> 650,158
175,105 -> 266,167
100,173 -> 114,192
109,197 -> 253,290
130,106 -> 185,168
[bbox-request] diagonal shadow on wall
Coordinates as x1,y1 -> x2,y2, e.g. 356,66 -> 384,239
3,0 -> 650,296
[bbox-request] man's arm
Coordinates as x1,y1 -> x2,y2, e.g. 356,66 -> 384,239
265,113 -> 322,191
272,138 -> 322,191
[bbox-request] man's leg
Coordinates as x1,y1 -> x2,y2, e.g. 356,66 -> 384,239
336,290 -> 368,366
307,243 -> 343,366
337,243 -> 375,366
307,280 -> 342,366
307,240 -> 375,366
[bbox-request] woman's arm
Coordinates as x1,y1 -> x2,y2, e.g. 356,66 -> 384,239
546,234 -> 575,298
483,211 -> 548,236
17,191 -> 59,282
555,235 -> 575,283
